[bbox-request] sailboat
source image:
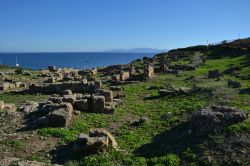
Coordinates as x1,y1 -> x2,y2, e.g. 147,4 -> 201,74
15,57 -> 19,67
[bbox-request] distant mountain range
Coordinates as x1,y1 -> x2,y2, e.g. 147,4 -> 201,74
107,48 -> 168,53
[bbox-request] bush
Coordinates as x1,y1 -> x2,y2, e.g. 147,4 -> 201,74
15,68 -> 23,74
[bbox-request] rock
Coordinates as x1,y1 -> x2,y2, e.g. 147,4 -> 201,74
19,101 -> 39,114
110,86 -> 122,91
208,69 -> 222,78
4,103 -> 16,111
47,76 -> 56,83
240,88 -> 250,94
228,80 -> 241,88
161,112 -> 173,120
92,95 -> 105,113
100,89 -> 113,102
191,105 -> 248,133
0,82 -> 10,91
130,116 -> 149,126
120,71 -> 130,81
74,110 -> 81,115
61,89 -> 73,95
62,95 -> 76,105
73,129 -> 116,154
144,63 -> 154,79
113,99 -> 124,107
48,65 -> 57,72
74,99 -> 88,111
89,128 -> 118,150
0,100 -> 4,111
158,89 -> 176,96
48,109 -> 71,127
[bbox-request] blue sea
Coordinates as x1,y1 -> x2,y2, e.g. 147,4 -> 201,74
0,52 -> 155,70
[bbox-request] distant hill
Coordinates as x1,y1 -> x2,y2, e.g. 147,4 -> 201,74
107,48 -> 168,53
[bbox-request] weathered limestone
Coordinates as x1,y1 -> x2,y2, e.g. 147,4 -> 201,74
62,95 -> 76,105
120,71 -> 130,81
61,89 -> 73,95
73,129 -> 118,154
228,80 -> 241,88
89,128 -> 118,149
0,82 -> 10,91
144,63 -> 154,79
74,99 -> 89,112
191,105 -> 248,133
0,100 -> 4,110
49,109 -> 71,127
92,95 -> 105,113
129,64 -> 136,75
159,62 -> 169,72
31,102 -> 73,128
100,89 -> 113,102
19,101 -> 39,114
158,87 -> 192,96
28,81 -> 102,94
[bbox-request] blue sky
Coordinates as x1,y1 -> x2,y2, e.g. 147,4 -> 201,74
0,0 -> 250,52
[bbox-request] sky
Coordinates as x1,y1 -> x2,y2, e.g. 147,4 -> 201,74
0,0 -> 250,52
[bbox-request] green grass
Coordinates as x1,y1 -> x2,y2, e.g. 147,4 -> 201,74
4,53 -> 247,165
0,140 -> 24,148
0,93 -> 50,106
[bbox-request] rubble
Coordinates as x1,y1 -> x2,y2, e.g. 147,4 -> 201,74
191,105 -> 248,133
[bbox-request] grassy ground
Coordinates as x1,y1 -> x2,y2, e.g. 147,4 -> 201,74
0,53 -> 249,165
36,55 -> 250,165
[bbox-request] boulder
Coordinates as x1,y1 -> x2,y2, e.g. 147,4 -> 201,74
208,69 -> 222,79
0,100 -> 4,110
228,80 -> 241,88
100,89 -> 113,102
89,128 -> 118,150
113,99 -> 124,107
191,105 -> 248,133
74,99 -> 89,111
120,71 -> 130,81
61,89 -> 73,95
0,82 -> 10,91
19,101 -> 39,114
48,109 -> 71,127
144,63 -> 154,79
4,103 -> 16,111
92,95 -> 105,113
62,95 -> 76,105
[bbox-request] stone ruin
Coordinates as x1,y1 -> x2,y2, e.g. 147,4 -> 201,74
78,68 -> 98,77
158,87 -> 192,96
29,102 -> 73,128
0,81 -> 27,91
144,63 -> 154,79
159,61 -> 169,73
73,128 -> 118,154
190,105 -> 248,133
28,81 -> 102,94
112,71 -> 130,81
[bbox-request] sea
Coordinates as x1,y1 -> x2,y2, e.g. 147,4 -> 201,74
0,52 -> 155,70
